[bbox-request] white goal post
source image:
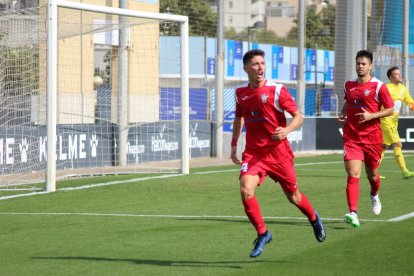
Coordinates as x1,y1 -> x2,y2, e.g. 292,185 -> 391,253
44,0 -> 189,192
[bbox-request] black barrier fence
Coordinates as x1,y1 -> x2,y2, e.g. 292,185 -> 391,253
1,118 -> 413,175
316,117 -> 414,150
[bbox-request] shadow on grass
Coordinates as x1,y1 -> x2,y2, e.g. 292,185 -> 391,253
31,256 -> 285,269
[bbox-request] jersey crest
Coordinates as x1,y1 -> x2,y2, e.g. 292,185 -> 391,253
261,94 -> 269,103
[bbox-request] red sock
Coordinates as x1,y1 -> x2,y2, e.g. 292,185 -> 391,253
346,176 -> 360,212
242,196 -> 267,235
297,193 -> 316,221
369,176 -> 381,196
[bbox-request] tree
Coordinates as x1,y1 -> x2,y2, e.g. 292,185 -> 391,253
160,0 -> 217,37
223,4 -> 335,49
1,47 -> 39,92
286,4 -> 336,50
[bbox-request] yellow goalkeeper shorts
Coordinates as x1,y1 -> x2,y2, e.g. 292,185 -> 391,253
381,119 -> 400,145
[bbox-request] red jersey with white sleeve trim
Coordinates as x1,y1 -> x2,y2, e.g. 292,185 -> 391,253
343,77 -> 394,144
235,80 -> 297,162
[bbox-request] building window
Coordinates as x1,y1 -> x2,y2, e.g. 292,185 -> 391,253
228,1 -> 233,9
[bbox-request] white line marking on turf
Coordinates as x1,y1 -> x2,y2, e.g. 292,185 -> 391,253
1,154 -> 413,200
387,212 -> 414,222
193,169 -> 238,174
59,174 -> 182,191
0,191 -> 50,200
0,211 -> 411,222
0,174 -> 184,200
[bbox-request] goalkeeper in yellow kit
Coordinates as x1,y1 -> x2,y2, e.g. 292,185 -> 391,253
381,66 -> 414,178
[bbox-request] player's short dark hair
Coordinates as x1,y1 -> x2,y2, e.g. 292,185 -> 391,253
387,66 -> 399,80
243,49 -> 265,66
356,50 -> 373,63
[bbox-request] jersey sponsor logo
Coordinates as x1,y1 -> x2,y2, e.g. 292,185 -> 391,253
261,94 -> 269,103
354,98 -> 362,104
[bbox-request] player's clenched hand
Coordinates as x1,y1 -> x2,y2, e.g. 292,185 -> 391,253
272,127 -> 288,140
231,146 -> 241,165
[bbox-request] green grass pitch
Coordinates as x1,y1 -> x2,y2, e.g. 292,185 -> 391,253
0,153 -> 413,275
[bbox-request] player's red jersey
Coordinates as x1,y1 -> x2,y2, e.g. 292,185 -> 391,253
235,80 -> 297,163
343,77 -> 394,144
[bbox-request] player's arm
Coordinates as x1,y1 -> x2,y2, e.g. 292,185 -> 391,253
338,102 -> 347,125
355,106 -> 394,123
231,116 -> 243,165
272,110 -> 303,140
403,86 -> 414,110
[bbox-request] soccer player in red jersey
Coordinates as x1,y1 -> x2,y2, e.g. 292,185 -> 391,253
338,50 -> 394,228
230,49 -> 325,258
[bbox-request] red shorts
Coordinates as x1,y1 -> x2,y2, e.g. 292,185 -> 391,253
240,152 -> 298,194
343,140 -> 382,169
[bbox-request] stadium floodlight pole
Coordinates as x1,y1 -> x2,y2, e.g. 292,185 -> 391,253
402,0 -> 409,98
247,21 -> 265,51
297,0 -> 305,114
361,0 -> 367,50
215,0 -> 224,159
49,0 -> 190,175
118,0 -> 128,167
46,0 -> 58,192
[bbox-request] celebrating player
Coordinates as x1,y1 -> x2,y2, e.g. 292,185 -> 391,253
380,66 -> 414,178
231,49 -> 326,258
338,50 -> 394,228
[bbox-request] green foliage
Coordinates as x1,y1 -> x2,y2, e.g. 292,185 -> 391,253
223,4 -> 336,50
225,27 -> 294,46
160,0 -> 217,37
158,1 -> 336,50
0,47 -> 39,92
286,4 -> 336,50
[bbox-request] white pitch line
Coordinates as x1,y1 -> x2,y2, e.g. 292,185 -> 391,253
0,174 -> 184,200
58,173 -> 182,191
387,212 -> 414,222
0,191 -> 50,201
1,155 -> 414,200
0,211 -> 410,223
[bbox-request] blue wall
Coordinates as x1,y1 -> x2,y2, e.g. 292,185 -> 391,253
159,36 -> 335,83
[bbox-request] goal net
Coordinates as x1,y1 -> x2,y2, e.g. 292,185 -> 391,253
0,0 -> 189,192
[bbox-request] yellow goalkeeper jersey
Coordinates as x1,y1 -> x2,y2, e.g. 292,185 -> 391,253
381,82 -> 414,125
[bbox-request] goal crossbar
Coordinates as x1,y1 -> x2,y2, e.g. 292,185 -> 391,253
46,0 -> 189,192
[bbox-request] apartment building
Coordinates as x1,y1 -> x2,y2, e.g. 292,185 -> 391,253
222,0 -> 336,37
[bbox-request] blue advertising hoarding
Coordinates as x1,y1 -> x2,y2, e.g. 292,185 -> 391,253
160,88 -> 208,120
